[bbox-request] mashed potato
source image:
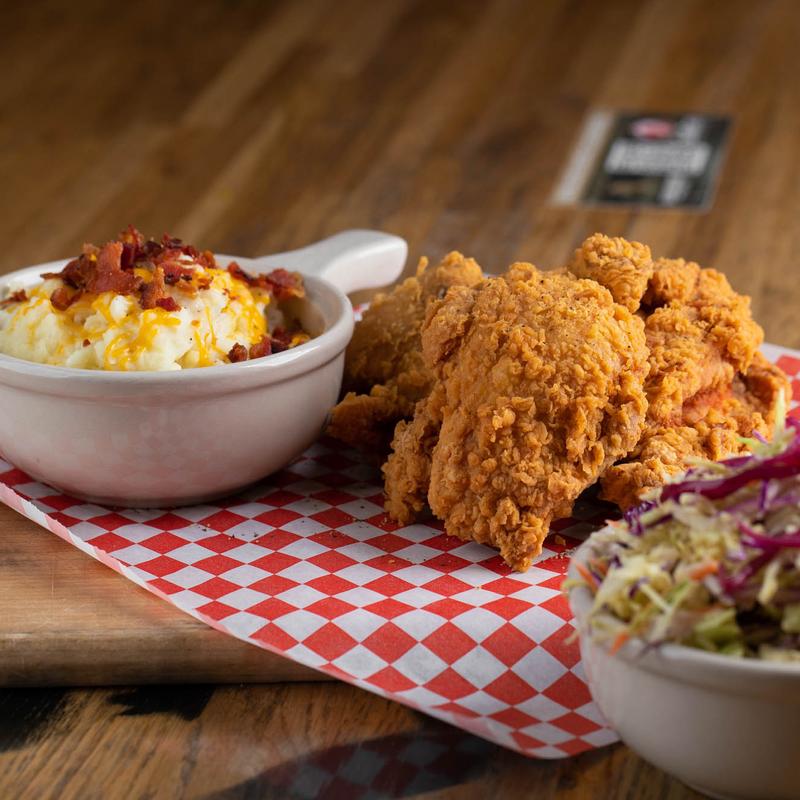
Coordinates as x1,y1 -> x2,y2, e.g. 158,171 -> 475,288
0,228 -> 306,371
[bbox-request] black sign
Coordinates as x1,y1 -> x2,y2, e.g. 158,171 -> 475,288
554,112 -> 731,210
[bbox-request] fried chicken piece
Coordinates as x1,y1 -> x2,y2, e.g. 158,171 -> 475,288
326,373 -> 429,454
569,237 -> 787,508
568,233 -> 654,312
382,384 -> 445,521
383,264 -> 650,571
640,258 -> 763,422
327,252 -> 483,452
601,353 -> 790,508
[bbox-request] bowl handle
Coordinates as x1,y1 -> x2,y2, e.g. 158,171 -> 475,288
250,229 -> 408,294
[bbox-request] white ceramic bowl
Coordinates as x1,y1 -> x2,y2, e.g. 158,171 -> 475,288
0,230 -> 407,506
568,538 -> 800,800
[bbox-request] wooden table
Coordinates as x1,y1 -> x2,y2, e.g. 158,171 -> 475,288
2,0 -> 799,796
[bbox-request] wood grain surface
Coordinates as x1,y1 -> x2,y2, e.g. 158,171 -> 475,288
0,525 -> 320,687
2,0 -> 799,796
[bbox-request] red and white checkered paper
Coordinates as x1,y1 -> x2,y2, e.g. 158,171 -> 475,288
2,344 -> 799,759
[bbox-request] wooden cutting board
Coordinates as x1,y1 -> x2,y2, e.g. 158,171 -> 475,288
0,504 -> 324,687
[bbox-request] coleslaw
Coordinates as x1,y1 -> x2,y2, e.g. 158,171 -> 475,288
570,392 -> 800,661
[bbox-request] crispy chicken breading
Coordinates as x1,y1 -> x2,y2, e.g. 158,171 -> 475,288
640,257 -> 764,422
601,353 -> 789,508
383,264 -> 650,571
327,251 -> 483,452
571,235 -> 789,508
331,230 -> 787,571
568,233 -> 654,313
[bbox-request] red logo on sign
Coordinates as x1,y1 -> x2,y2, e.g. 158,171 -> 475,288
630,118 -> 674,139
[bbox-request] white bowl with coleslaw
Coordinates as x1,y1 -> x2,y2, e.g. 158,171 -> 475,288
570,545 -> 800,800
568,412 -> 800,800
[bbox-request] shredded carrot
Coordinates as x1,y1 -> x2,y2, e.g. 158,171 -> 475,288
688,560 -> 719,580
575,561 -> 599,589
589,557 -> 608,576
610,630 -> 629,654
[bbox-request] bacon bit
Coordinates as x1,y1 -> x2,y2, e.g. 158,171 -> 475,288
90,242 -> 141,294
227,330 -> 302,363
160,260 -> 196,285
161,234 -> 183,250
227,263 -> 305,300
140,266 -> 180,311
50,286 -> 82,311
153,247 -> 185,266
112,227 -> 209,270
56,257 -> 93,288
119,224 -> 144,248
138,239 -> 165,260
270,327 -> 293,353
156,297 -> 181,312
82,339 -> 90,347
120,242 -> 137,269
228,343 -> 248,363
228,336 -> 282,362
0,289 -> 28,308
180,243 -> 200,260
49,242 -> 140,295
119,225 -> 144,269
227,261 -> 254,286
197,250 -> 216,269
248,336 -> 272,360
264,267 -> 305,300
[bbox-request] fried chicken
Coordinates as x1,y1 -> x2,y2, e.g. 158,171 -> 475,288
600,353 -> 789,508
327,251 -> 483,452
383,264 -> 650,571
569,235 -> 789,508
568,233 -> 653,313
334,231 -> 786,571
